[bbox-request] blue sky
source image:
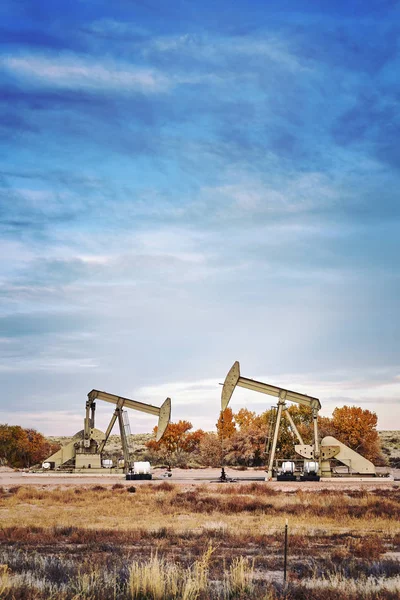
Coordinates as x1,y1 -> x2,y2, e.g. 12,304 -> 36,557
1,0 -> 399,435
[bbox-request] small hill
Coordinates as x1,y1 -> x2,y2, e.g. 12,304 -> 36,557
47,432 -> 153,461
378,430 -> 400,468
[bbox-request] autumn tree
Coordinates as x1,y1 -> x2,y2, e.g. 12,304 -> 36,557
0,424 -> 60,468
223,404 -> 322,465
146,420 -> 205,467
318,415 -> 336,439
256,404 -> 383,463
222,408 -> 268,466
224,425 -> 267,466
183,428 -> 206,453
209,402 -> 385,468
216,408 -> 236,440
199,432 -> 222,467
328,406 -> 384,463
234,408 -> 266,430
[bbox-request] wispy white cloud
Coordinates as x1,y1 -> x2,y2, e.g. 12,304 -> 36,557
202,171 -> 339,217
0,357 -> 98,373
83,18 -> 149,39
78,20 -> 312,74
148,33 -> 312,73
1,54 -> 171,93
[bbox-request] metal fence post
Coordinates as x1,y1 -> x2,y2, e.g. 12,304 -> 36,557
283,518 -> 288,583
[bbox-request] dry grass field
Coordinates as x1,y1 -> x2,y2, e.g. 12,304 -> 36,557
0,481 -> 399,599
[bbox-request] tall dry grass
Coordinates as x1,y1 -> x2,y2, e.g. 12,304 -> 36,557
299,573 -> 400,599
223,556 -> 254,598
0,546 -> 259,600
1,548 -> 399,599
128,545 -> 214,600
0,564 -> 9,596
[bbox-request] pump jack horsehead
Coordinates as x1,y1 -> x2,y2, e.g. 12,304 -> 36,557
221,361 -> 376,480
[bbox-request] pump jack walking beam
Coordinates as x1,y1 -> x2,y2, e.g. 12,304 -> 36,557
221,361 -> 321,479
87,390 -> 171,442
222,361 -> 321,412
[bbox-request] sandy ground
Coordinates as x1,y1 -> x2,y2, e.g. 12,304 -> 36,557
0,466 -> 397,490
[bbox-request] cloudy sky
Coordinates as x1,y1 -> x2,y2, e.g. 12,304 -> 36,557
1,0 -> 399,435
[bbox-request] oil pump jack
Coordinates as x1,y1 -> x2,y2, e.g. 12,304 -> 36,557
43,390 -> 171,473
221,361 -> 376,480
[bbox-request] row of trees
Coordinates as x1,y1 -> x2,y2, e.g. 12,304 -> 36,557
0,425 -> 60,469
146,405 -> 385,468
1,405 -> 384,469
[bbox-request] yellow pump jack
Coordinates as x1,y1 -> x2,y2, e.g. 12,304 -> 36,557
44,391 -> 171,473
221,361 -> 376,480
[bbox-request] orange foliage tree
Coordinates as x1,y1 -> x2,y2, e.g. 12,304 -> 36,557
224,424 -> 267,466
222,403 -> 384,465
198,432 -> 222,468
223,405 -> 315,465
0,424 -> 60,468
234,408 -> 266,430
318,415 -> 336,439
216,408 -> 236,440
326,406 -> 383,463
146,420 -> 205,466
147,405 -> 384,468
223,408 -> 268,466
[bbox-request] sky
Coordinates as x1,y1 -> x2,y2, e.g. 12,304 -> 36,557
0,0 -> 399,436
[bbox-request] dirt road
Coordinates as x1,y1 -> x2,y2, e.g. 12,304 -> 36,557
1,466 -> 397,490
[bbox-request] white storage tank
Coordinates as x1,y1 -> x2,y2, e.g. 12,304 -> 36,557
304,461 -> 319,474
133,461 -> 151,475
42,462 -> 51,470
102,459 -> 113,468
281,461 -> 295,474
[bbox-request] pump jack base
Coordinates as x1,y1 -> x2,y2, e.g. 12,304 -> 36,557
217,467 -> 236,483
300,475 -> 320,482
126,474 -> 152,480
277,474 -> 297,481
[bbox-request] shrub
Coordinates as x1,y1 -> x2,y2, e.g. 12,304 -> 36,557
155,481 -> 174,492
112,483 -> 124,490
